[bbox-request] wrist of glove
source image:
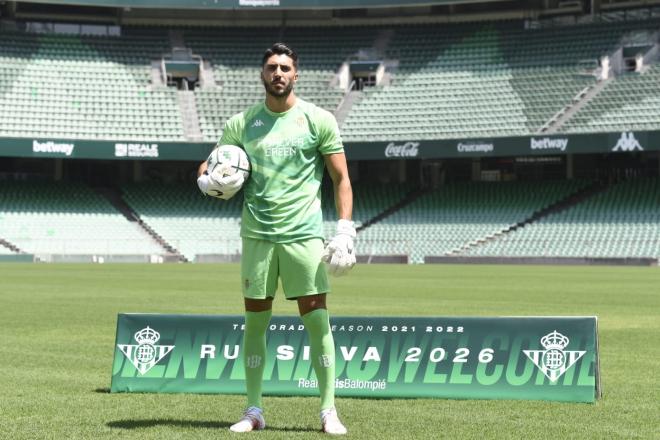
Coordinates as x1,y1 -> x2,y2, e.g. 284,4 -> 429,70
197,171 -> 244,200
322,219 -> 357,277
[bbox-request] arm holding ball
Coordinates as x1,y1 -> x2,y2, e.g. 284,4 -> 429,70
197,146 -> 249,200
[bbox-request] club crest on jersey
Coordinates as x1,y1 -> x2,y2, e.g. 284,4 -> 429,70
117,326 -> 175,375
523,330 -> 586,382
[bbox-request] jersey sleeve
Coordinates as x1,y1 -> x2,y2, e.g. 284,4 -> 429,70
219,113 -> 244,147
316,109 -> 344,155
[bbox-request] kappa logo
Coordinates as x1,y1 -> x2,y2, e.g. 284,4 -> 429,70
523,330 -> 586,382
612,132 -> 643,152
251,119 -> 265,128
117,326 -> 174,375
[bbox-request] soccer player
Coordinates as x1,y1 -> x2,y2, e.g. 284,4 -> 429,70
196,43 -> 356,435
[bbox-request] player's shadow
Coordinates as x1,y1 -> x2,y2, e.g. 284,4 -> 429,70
107,419 -> 318,433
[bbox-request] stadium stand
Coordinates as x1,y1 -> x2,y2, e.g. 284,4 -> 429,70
342,24 -> 531,141
122,182 -> 243,261
321,181 -> 416,239
356,180 -> 591,263
341,19 -> 660,140
187,26 -> 362,141
459,177 -> 660,259
0,14 -> 659,264
0,181 -> 164,256
561,64 -> 660,133
2,17 -> 660,142
122,180 -> 414,262
0,30 -> 183,141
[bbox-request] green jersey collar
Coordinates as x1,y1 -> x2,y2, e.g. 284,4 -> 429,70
263,99 -> 300,117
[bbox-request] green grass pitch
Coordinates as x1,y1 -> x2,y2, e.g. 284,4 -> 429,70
0,263 -> 658,439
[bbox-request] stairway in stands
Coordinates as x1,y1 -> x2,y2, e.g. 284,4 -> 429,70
448,180 -> 610,256
93,187 -> 187,262
356,186 -> 428,233
0,238 -> 22,254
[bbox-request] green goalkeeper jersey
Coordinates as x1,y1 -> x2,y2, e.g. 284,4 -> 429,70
220,98 -> 344,243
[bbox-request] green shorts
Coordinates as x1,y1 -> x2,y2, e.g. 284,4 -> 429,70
241,237 -> 330,300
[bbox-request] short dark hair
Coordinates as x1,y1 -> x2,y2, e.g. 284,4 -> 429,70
262,42 -> 298,70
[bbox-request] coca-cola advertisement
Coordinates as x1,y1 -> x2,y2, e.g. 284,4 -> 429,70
384,141 -> 420,158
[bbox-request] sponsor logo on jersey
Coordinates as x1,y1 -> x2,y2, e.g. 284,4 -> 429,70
251,119 -> 265,128
117,326 -> 174,375
266,147 -> 296,157
530,137 -> 568,152
32,140 -> 74,156
612,132 -> 643,151
384,141 -> 419,157
523,330 -> 586,382
262,136 -> 304,157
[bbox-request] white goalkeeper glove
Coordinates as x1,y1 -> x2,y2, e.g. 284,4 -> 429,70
196,171 -> 244,200
322,219 -> 357,277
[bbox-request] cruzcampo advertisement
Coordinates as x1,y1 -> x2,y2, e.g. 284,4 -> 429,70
111,315 -> 600,403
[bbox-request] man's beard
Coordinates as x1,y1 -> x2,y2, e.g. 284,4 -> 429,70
263,78 -> 294,98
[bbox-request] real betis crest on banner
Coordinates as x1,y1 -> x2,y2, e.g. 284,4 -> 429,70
111,315 -> 601,403
116,326 -> 175,375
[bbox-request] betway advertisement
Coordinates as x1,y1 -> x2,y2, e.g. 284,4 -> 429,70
111,315 -> 600,403
0,131 -> 655,161
345,131 -> 655,160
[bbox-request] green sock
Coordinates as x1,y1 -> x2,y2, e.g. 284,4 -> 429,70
243,309 -> 272,409
302,308 -> 336,410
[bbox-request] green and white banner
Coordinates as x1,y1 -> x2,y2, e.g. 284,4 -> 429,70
111,314 -> 600,403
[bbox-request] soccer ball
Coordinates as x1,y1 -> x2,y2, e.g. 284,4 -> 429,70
206,144 -> 251,182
